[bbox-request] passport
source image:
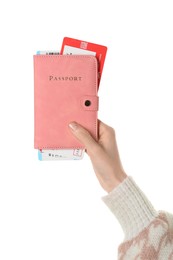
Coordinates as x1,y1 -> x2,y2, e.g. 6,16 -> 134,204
34,55 -> 99,150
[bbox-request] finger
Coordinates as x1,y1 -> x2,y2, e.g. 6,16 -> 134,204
98,119 -> 116,139
68,122 -> 99,153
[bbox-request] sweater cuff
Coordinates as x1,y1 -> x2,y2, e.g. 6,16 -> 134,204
102,176 -> 158,241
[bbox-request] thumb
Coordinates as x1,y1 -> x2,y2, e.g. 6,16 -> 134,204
68,122 -> 98,152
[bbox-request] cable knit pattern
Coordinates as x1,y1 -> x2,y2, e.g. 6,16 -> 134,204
102,177 -> 173,259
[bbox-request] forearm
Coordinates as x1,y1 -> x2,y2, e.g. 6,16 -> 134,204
102,176 -> 173,259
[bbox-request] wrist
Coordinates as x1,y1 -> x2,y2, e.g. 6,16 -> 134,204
106,171 -> 127,193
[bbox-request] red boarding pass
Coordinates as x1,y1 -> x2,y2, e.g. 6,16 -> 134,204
60,37 -> 107,88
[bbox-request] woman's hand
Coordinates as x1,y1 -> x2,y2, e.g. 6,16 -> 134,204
69,120 -> 127,193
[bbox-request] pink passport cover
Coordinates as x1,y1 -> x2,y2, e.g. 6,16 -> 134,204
34,55 -> 98,149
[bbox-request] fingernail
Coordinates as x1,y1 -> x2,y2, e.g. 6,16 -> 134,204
69,122 -> 78,131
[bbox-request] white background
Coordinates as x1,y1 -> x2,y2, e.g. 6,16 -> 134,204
0,0 -> 173,259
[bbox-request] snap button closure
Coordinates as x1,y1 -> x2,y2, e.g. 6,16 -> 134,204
85,100 -> 91,107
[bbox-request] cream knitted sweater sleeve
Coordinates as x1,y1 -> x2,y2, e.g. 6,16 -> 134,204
102,176 -> 173,259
